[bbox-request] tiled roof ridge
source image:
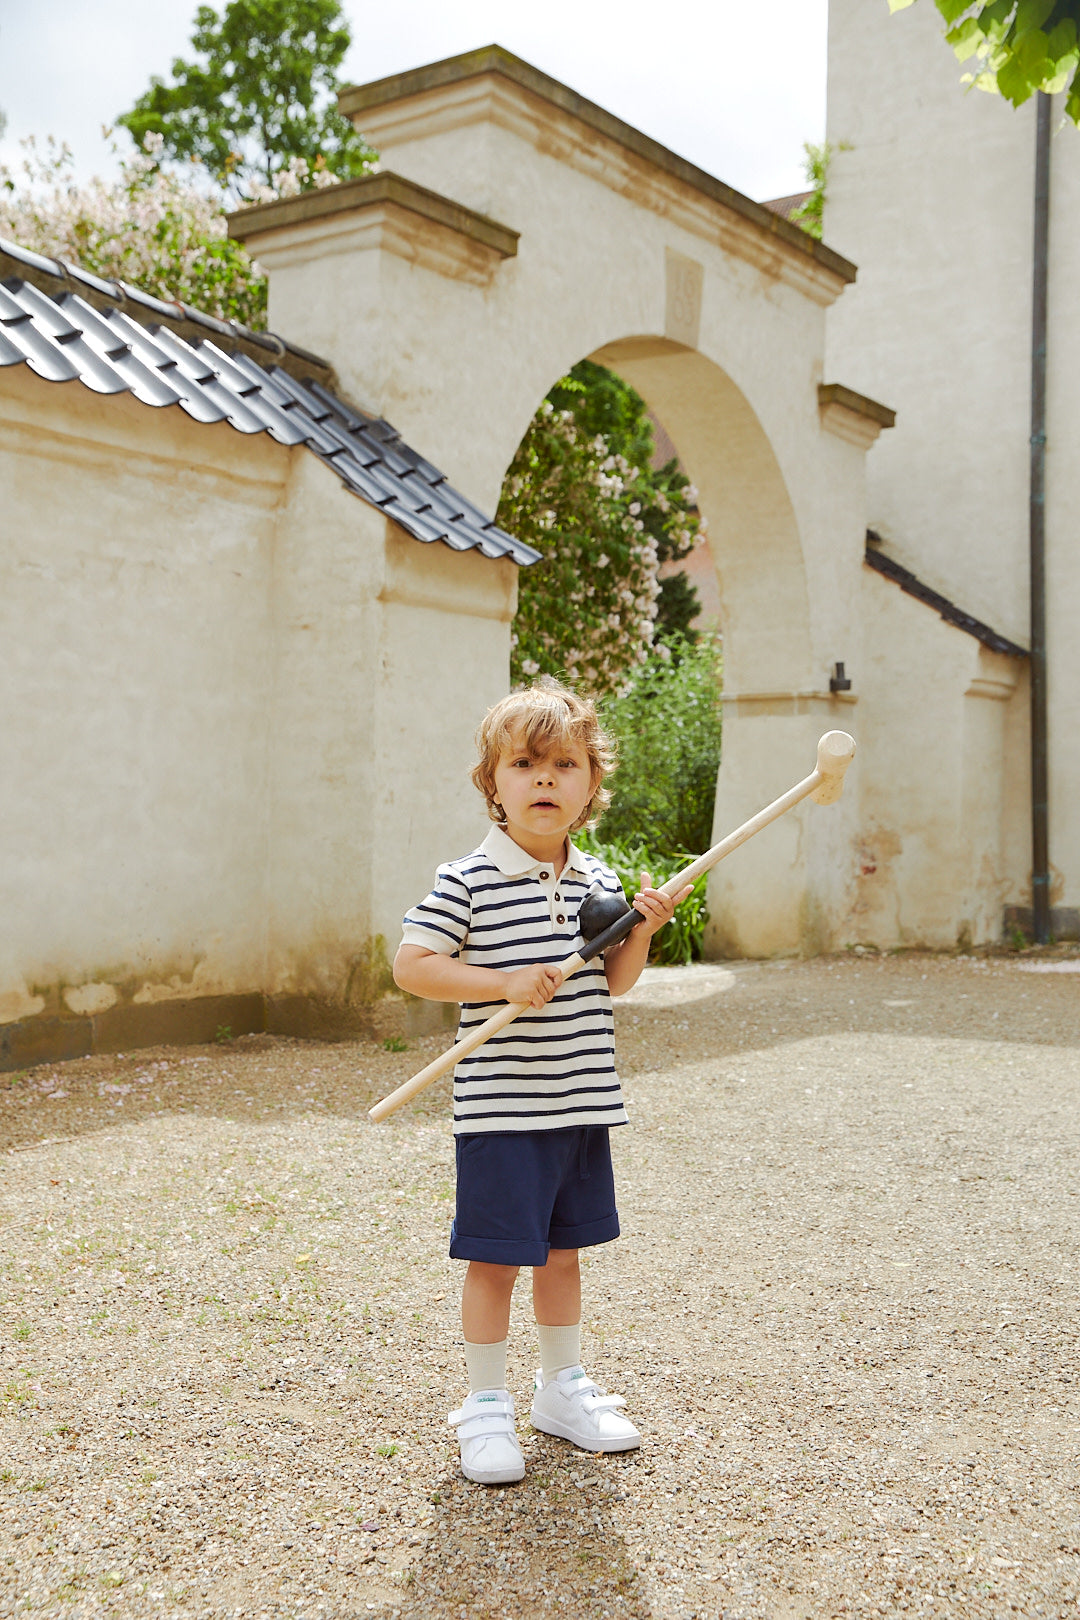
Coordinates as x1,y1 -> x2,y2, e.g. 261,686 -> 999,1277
0,232 -> 539,569
865,532 -> 1027,658
0,234 -> 333,388
763,190 -> 813,222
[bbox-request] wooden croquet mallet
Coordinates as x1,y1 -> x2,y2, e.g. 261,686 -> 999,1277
369,729 -> 856,1123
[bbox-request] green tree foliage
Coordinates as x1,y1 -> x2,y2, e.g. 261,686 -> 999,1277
790,140 -> 850,239
547,361 -> 706,643
117,0 -> 375,193
498,402 -> 663,699
578,633 -> 724,963
498,365 -> 706,697
889,0 -> 1080,121
595,633 -> 723,859
0,135 -> 268,327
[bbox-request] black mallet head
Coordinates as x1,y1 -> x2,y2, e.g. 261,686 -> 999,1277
578,886 -> 633,942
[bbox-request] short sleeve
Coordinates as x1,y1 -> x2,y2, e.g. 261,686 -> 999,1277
400,864 -> 472,956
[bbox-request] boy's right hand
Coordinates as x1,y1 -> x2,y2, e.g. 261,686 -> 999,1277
502,963 -> 563,1009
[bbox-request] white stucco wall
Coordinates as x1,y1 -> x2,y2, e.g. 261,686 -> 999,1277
235,67 -> 877,955
0,363 -> 516,1045
0,369 -> 280,1024
825,0 -> 1079,926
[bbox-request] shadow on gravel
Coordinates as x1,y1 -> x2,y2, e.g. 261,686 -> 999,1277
381,1441 -> 652,1620
3,953 -> 1079,1158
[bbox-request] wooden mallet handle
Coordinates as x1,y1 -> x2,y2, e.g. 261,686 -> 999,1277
368,730 -> 855,1123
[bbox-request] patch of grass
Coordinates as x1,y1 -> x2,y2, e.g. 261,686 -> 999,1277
382,1036 -> 408,1052
214,1024 -> 233,1044
376,1442 -> 399,1458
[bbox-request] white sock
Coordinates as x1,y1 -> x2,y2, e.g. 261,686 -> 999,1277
537,1322 -> 581,1382
464,1338 -> 508,1393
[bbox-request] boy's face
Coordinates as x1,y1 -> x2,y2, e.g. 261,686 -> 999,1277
493,728 -> 598,858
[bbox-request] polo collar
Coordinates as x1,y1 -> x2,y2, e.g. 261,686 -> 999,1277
480,825 -> 590,879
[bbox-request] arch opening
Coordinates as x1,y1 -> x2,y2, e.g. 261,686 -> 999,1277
492,338 -> 820,956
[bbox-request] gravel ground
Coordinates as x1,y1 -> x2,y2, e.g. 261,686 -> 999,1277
2,948 -> 1080,1620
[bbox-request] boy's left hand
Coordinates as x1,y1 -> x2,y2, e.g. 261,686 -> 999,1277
631,871 -> 693,939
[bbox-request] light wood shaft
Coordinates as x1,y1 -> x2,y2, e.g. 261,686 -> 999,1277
367,954 -> 586,1123
368,731 -> 854,1123
656,769 -> 821,897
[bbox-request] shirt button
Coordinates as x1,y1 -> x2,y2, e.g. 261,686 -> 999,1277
556,914 -> 566,925
540,871 -> 549,880
554,892 -> 561,901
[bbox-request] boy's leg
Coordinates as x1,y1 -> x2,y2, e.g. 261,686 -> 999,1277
461,1261 -> 518,1392
532,1248 -> 582,1381
528,1130 -> 639,1453
452,1262 -> 524,1485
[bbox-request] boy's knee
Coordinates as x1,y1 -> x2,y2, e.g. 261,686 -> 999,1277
467,1261 -> 520,1288
538,1247 -> 579,1271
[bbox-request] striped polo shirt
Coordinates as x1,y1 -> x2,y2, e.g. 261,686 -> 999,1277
400,825 -> 629,1135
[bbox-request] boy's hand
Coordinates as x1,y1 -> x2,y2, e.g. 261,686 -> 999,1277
503,963 -> 564,1009
631,871 -> 693,939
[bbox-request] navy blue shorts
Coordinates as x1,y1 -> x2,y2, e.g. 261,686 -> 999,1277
449,1126 -> 620,1267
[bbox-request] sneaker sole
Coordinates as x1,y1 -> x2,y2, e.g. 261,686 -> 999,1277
461,1459 -> 525,1485
530,1411 -> 641,1453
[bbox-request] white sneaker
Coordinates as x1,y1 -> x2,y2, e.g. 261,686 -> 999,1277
448,1389 -> 525,1485
530,1366 -> 641,1453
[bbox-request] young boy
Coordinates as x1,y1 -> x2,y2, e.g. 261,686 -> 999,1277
393,681 -> 689,1485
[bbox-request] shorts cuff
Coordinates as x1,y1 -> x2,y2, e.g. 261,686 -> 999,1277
549,1212 -> 620,1250
449,1226 -> 550,1267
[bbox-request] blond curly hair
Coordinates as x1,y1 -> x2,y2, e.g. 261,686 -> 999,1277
471,679 -> 616,833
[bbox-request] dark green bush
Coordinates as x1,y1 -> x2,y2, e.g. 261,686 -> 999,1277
576,832 -> 709,965
577,634 -> 723,965
598,633 -> 722,857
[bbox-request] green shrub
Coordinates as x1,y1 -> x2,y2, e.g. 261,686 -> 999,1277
598,633 -> 722,856
576,634 -> 722,965
576,831 -> 709,965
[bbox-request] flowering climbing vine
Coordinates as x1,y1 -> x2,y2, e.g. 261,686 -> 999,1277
0,135 -> 275,328
0,135 -> 341,330
498,398 -> 703,699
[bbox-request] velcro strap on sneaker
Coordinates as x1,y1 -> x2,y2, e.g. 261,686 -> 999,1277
451,1410 -> 518,1442
448,1394 -> 516,1434
573,1385 -> 627,1413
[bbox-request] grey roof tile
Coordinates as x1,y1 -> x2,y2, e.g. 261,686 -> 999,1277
0,233 -> 540,568
55,294 -> 185,408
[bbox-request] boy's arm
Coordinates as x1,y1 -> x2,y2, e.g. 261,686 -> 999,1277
393,944 -> 563,1010
604,872 -> 693,997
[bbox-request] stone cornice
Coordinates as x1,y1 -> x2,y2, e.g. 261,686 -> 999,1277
339,46 -> 857,305
228,171 -> 519,263
818,382 -> 896,448
721,689 -> 858,717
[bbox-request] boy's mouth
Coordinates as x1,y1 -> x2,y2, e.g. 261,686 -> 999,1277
531,798 -> 558,810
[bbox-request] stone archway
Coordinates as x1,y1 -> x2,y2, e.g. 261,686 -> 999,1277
232,47 -> 889,954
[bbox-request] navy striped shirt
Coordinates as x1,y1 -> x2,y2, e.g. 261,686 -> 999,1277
400,826 -> 629,1134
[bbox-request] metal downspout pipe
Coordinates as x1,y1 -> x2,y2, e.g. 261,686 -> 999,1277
1029,92 -> 1051,944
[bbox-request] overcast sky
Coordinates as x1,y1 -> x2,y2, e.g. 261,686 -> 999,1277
0,0 -> 828,205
